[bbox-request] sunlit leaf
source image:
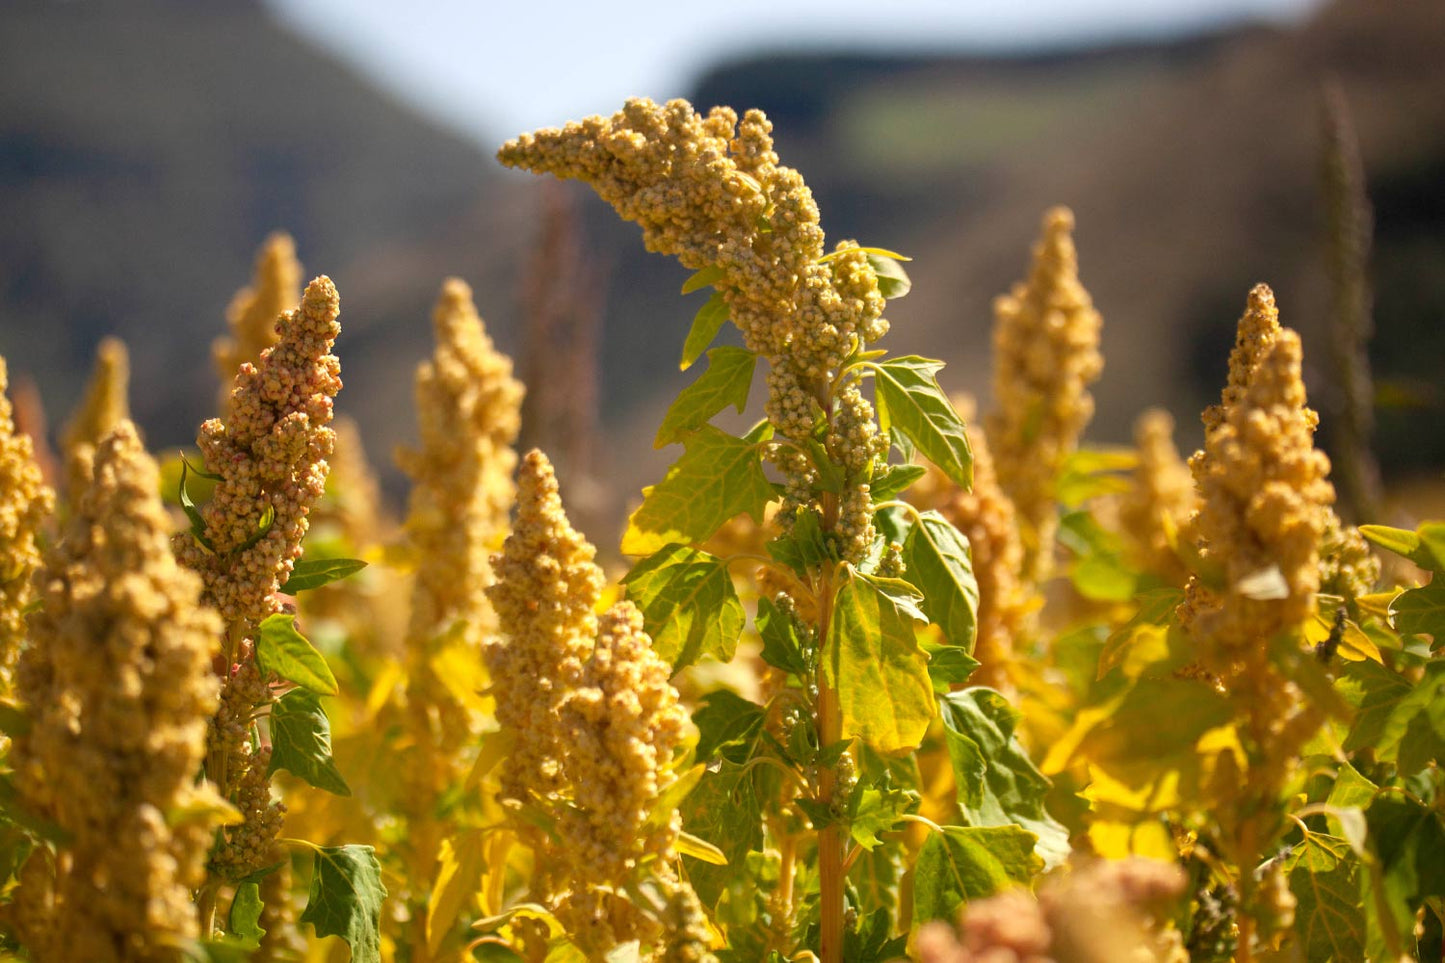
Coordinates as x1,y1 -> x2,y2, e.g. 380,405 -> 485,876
755,596 -> 809,676
268,689 -> 351,797
427,831 -> 486,956
1390,581 -> 1445,643
867,253 -> 912,299
912,825 -> 1040,927
868,463 -> 927,503
902,509 -> 979,651
679,290 -> 729,370
621,426 -> 773,556
255,613 -> 339,696
279,557 -> 368,594
621,543 -> 744,668
1284,831 -> 1364,962
655,346 -> 756,448
872,357 -> 971,489
824,567 -> 935,754
300,844 -> 386,963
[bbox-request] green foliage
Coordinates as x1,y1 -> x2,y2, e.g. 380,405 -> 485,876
227,881 -> 266,948
911,825 -> 1041,927
938,689 -> 1069,869
899,509 -> 980,651
1284,830 -> 1364,962
655,346 -> 756,448
268,689 -> 351,797
279,557 -> 368,593
622,425 -> 773,555
869,356 -> 972,489
299,844 -> 386,963
824,566 -> 935,754
622,543 -> 744,668
680,290 -> 730,370
255,613 -> 339,696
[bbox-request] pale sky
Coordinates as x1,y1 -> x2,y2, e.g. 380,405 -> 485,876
265,0 -> 1322,146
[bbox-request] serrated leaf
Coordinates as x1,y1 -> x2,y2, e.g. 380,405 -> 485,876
872,357 -> 971,489
680,265 -> 725,295
824,567 -> 935,754
268,689 -> 351,796
1390,580 -> 1445,642
867,253 -> 912,299
427,831 -> 486,956
621,543 -> 744,668
1377,661 -> 1445,773
920,641 -> 979,693
765,510 -> 830,577
279,557 -> 368,593
680,761 -> 764,906
938,689 -> 1070,869
300,844 -> 386,963
228,881 -> 266,948
692,690 -> 766,761
911,825 -> 1041,927
655,346 -> 756,448
255,614 -> 339,696
755,596 -> 809,675
680,290 -> 729,370
867,463 -> 927,503
622,426 -> 773,556
1284,831 -> 1365,962
1337,658 -> 1413,755
848,784 -> 916,850
902,510 -> 979,651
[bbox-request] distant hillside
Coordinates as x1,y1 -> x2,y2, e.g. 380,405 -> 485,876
0,0 -> 530,486
2,0 -> 1441,543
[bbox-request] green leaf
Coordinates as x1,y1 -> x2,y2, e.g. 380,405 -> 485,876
846,906 -> 909,963
871,357 -> 972,489
681,265 -> 725,295
867,463 -> 927,503
911,825 -> 1041,927
621,543 -> 744,668
1057,511 -> 1136,603
902,510 -> 979,651
279,557 -> 368,594
920,641 -> 979,693
655,347 -> 756,448
1055,446 -> 1136,508
1390,580 -> 1445,642
622,426 -> 773,556
867,253 -> 912,300
227,881 -> 266,948
268,689 -> 351,796
824,567 -> 935,754
1363,793 -> 1445,959
1377,661 -> 1445,773
680,761 -> 764,906
755,596 -> 810,676
255,614 -> 339,696
938,689 -> 1070,869
848,784 -> 916,850
1361,522 -> 1445,572
1337,658 -> 1413,755
859,572 -> 928,624
680,290 -> 729,370
178,455 -> 216,552
818,246 -> 912,264
765,510 -> 830,577
300,844 -> 386,963
1284,831 -> 1365,962
692,690 -> 766,761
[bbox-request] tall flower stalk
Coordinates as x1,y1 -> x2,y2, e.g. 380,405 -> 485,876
394,278 -> 523,960
214,232 -> 302,415
0,357 -> 54,689
500,98 -> 979,963
174,275 -> 343,930
986,208 -> 1103,585
61,336 -> 130,505
12,421 -> 224,961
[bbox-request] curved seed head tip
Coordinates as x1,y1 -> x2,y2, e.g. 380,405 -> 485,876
301,275 -> 339,312
1043,205 -> 1075,235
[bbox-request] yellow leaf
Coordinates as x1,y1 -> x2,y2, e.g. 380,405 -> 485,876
427,831 -> 487,956
1357,588 -> 1404,621
675,830 -> 727,865
1087,819 -> 1177,861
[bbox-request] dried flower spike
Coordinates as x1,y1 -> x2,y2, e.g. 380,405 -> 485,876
987,207 -> 1103,584
61,336 -> 131,503
0,356 -> 54,682
214,231 -> 303,414
12,421 -> 224,961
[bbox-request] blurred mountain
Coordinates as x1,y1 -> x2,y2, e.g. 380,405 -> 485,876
2,0 -> 1442,541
